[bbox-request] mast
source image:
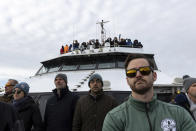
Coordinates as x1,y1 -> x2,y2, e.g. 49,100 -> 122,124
96,20 -> 109,44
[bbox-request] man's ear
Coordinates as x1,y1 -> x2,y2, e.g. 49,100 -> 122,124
126,77 -> 129,85
153,72 -> 157,81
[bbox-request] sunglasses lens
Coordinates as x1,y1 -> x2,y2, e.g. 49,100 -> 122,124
13,90 -> 22,94
126,69 -> 137,78
126,66 -> 152,78
139,67 -> 151,75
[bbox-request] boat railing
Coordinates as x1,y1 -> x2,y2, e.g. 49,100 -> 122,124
66,44 -> 144,56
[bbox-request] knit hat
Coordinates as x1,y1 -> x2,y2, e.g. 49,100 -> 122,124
55,73 -> 67,83
88,73 -> 103,86
182,75 -> 190,80
14,82 -> 30,95
183,77 -> 196,92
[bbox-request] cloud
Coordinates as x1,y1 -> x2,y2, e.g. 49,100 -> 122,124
0,0 -> 196,84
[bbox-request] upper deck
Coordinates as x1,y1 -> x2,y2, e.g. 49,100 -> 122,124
36,46 -> 158,76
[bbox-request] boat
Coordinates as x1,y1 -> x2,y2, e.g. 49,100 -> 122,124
23,21 -> 183,118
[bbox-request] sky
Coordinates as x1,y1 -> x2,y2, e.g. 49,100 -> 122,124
0,0 -> 196,87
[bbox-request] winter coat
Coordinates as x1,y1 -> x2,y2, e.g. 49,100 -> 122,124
103,95 -> 196,131
72,91 -> 118,131
13,96 -> 44,131
44,87 -> 78,131
0,102 -> 25,131
175,92 -> 195,121
0,93 -> 13,103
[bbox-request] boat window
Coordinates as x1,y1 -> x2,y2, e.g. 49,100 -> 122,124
98,62 -> 115,69
48,67 -> 60,73
61,65 -> 78,71
117,61 -> 124,68
37,66 -> 48,74
79,64 -> 96,70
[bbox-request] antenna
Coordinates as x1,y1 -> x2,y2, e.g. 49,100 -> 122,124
96,20 -> 109,44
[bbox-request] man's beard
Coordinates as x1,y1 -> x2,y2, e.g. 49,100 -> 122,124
189,92 -> 196,98
131,79 -> 153,95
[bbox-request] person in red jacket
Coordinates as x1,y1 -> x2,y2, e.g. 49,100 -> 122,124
60,45 -> 64,54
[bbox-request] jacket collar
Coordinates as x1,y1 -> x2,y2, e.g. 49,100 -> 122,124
128,95 -> 157,112
4,93 -> 13,98
88,90 -> 104,100
53,87 -> 70,100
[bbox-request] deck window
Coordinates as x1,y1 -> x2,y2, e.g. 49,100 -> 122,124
48,67 -> 60,73
98,62 -> 115,69
79,64 -> 96,70
117,61 -> 124,68
61,65 -> 78,71
37,66 -> 48,74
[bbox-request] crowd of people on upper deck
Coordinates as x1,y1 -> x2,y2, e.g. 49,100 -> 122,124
60,37 -> 143,54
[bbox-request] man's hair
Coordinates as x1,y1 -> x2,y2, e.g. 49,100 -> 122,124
124,54 -> 155,70
8,79 -> 18,86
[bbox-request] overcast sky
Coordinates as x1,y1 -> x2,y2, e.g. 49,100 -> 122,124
0,0 -> 196,86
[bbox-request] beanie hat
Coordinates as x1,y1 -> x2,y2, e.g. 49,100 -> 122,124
55,73 -> 67,83
182,75 -> 190,80
14,82 -> 30,95
88,73 -> 103,86
183,77 -> 196,92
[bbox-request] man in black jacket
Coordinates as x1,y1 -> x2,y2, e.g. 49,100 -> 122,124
72,73 -> 118,131
44,73 -> 78,131
0,102 -> 24,131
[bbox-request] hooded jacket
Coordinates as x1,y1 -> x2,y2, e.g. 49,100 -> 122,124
175,92 -> 195,121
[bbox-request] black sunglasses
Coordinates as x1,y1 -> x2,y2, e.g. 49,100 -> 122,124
126,66 -> 152,78
13,90 -> 22,94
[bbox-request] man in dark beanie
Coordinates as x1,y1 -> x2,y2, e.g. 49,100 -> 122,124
44,73 -> 78,131
72,73 -> 118,131
175,77 -> 196,121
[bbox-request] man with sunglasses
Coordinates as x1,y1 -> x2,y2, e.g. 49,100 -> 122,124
72,73 -> 118,131
0,79 -> 18,103
103,54 -> 196,131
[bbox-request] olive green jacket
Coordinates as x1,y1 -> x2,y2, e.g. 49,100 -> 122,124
103,96 -> 196,131
0,94 -> 13,103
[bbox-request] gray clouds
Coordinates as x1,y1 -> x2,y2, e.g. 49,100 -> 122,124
0,0 -> 196,86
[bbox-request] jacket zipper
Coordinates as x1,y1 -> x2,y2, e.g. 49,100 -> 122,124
145,103 -> 153,131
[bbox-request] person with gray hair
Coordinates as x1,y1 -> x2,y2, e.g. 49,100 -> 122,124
72,73 -> 118,131
175,77 -> 196,121
44,73 -> 79,131
0,79 -> 18,103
